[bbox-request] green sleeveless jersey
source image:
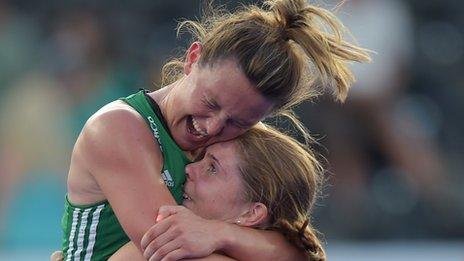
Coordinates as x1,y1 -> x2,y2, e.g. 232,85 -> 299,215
61,90 -> 191,260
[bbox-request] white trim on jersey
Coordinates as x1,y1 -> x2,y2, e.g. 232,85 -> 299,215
74,208 -> 91,260
84,205 -> 105,261
66,208 -> 81,261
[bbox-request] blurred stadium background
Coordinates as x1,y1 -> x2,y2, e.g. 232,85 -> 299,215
0,0 -> 462,260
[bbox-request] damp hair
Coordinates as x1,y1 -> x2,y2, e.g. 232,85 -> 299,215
162,0 -> 371,108
234,123 -> 326,261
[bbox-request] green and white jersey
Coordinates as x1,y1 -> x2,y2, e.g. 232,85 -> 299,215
122,90 -> 192,204
61,197 -> 128,261
61,90 -> 191,260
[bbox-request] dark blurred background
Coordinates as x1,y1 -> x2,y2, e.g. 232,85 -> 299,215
0,0 -> 462,260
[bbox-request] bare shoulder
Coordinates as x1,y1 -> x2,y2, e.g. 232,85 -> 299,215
86,100 -> 148,140
67,100 -> 163,204
83,100 -> 161,163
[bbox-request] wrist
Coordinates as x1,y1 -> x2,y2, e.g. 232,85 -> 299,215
214,221 -> 236,253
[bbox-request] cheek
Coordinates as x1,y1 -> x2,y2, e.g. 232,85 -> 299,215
187,86 -> 207,111
196,186 -> 230,218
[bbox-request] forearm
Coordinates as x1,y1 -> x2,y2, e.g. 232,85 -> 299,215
109,242 -> 145,261
217,224 -> 305,261
110,242 -> 236,261
183,254 -> 236,261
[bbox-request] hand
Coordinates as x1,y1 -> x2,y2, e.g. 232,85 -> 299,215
50,251 -> 63,261
141,205 -> 224,261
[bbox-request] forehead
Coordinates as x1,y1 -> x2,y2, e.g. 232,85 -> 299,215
197,60 -> 273,122
206,141 -> 242,171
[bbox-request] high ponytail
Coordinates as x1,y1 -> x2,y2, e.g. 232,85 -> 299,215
163,0 -> 371,104
267,0 -> 371,101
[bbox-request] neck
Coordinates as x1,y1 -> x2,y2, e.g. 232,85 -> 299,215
147,82 -> 175,106
147,81 -> 177,125
147,80 -> 198,159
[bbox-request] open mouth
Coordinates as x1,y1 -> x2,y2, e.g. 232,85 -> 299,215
187,116 -> 208,138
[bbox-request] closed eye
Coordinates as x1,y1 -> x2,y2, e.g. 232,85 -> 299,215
206,152 -> 221,175
229,119 -> 249,129
202,97 -> 219,110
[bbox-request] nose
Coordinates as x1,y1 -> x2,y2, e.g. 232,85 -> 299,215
185,162 -> 198,181
206,114 -> 227,136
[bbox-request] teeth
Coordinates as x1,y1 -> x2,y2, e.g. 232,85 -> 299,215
191,117 -> 208,137
183,192 -> 192,201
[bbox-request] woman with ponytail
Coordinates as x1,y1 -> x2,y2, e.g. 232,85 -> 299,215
111,123 -> 327,261
61,0 -> 369,260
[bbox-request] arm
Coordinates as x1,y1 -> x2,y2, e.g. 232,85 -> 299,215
217,225 -> 305,261
110,242 -> 236,261
76,105 -> 177,250
142,206 -> 306,261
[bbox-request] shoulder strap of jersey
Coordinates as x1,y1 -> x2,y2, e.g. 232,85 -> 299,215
120,90 -> 165,152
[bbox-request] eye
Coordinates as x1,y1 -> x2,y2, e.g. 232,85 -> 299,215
207,164 -> 217,175
202,97 -> 218,110
230,119 -> 248,129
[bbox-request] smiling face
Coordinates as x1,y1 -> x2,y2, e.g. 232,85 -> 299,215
161,43 -> 274,151
182,141 -> 249,222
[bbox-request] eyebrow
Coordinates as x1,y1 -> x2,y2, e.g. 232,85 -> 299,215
207,152 -> 222,168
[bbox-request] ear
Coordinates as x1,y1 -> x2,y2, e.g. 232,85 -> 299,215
184,42 -> 202,75
237,202 -> 268,227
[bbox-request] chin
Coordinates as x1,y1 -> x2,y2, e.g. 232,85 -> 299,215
182,201 -> 191,208
179,140 -> 201,152
172,132 -> 195,151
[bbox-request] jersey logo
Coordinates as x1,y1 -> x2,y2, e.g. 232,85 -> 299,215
161,170 -> 175,187
147,116 -> 163,151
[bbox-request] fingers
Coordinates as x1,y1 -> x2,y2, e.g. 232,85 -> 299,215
143,222 -> 179,260
148,239 -> 185,261
142,205 -> 188,250
156,205 -> 185,222
142,206 -> 193,261
160,248 -> 190,261
50,251 -> 63,261
141,215 -> 173,250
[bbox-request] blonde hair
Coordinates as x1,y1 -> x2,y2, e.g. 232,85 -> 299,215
163,0 -> 371,107
234,124 -> 326,261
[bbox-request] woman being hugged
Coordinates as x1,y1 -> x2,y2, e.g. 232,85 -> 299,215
112,124 -> 327,261
62,0 -> 369,260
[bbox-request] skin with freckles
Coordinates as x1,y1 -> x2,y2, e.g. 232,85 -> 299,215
182,141 -> 254,222
109,141 -> 270,261
156,43 -> 273,152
